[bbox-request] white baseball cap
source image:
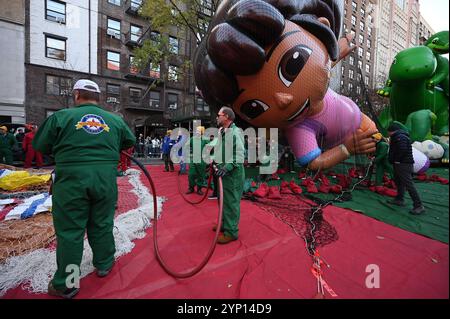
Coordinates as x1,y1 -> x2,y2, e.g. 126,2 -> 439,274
73,79 -> 101,93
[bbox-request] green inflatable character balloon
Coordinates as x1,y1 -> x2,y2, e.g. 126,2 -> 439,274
377,31 -> 449,136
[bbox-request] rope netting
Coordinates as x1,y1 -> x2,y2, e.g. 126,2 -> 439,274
253,194 -> 339,250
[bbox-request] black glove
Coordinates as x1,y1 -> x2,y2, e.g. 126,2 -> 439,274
214,168 -> 228,177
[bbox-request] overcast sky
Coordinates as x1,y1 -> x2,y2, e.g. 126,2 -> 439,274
419,0 -> 449,33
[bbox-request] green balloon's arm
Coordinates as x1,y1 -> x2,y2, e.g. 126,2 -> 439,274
429,55 -> 449,87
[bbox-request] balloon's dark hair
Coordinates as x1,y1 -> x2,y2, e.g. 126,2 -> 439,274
193,0 -> 342,110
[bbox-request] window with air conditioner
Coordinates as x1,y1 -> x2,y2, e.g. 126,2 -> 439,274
167,93 -> 178,109
45,35 -> 66,60
107,84 -> 120,104
107,84 -> 120,96
149,91 -> 160,108
46,0 -> 66,24
107,51 -> 120,70
107,18 -> 121,39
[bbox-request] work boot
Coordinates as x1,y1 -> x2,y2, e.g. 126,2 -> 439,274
409,205 -> 425,215
212,223 -> 224,232
387,199 -> 405,206
186,188 -> 195,194
97,262 -> 114,278
47,281 -> 79,299
217,233 -> 238,244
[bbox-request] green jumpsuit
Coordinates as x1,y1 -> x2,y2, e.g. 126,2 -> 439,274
215,123 -> 245,239
374,140 -> 394,185
33,103 -> 135,291
0,132 -> 17,165
187,135 -> 208,191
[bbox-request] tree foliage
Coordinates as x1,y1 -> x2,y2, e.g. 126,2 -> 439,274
132,0 -> 219,82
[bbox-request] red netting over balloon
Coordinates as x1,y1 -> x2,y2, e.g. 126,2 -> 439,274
253,194 -> 338,250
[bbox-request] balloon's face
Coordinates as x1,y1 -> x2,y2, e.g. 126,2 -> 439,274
232,21 -> 332,128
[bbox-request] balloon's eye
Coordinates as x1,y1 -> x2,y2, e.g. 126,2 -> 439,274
240,100 -> 270,119
278,45 -> 312,87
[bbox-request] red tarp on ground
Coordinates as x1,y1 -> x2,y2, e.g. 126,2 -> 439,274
2,165 -> 448,299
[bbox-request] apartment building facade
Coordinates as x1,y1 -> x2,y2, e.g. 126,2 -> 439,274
418,15 -> 435,45
340,0 -> 377,105
23,0 -> 210,137
0,0 -> 26,124
25,0 -> 99,124
372,0 -> 422,89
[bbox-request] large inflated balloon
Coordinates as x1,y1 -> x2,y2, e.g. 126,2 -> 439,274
412,147 -> 430,174
378,31 -> 449,136
194,0 -> 378,171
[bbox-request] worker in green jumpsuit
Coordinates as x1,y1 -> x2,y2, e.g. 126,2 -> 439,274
0,125 -> 18,165
374,137 -> 394,185
213,107 -> 245,244
32,79 -> 136,299
186,126 -> 208,195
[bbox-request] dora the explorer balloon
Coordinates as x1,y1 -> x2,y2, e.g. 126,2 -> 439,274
194,0 -> 378,170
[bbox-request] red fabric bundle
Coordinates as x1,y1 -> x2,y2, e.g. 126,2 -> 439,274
383,188 -> 398,197
267,186 -> 282,199
298,172 -> 306,179
253,183 -> 269,198
429,174 -> 449,184
276,168 -> 286,174
320,175 -> 331,186
280,181 -> 294,194
384,179 -> 397,189
348,167 -> 359,178
416,174 -> 428,181
289,180 -> 303,194
336,174 -> 351,189
307,183 -> 318,193
318,183 -> 330,193
330,184 -> 343,193
301,177 -> 313,187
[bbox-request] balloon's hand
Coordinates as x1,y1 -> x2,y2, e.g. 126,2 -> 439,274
344,129 -> 378,155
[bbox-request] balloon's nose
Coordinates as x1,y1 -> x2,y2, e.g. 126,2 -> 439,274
274,93 -> 294,109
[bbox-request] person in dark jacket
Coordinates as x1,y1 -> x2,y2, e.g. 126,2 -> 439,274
161,130 -> 175,172
387,122 -> 425,215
